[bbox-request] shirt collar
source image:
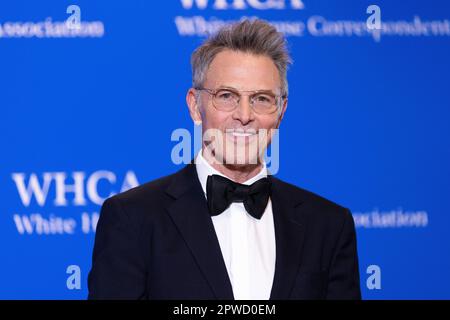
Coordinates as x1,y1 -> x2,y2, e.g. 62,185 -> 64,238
195,150 -> 268,197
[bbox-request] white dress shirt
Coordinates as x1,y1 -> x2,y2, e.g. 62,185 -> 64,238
195,150 -> 276,300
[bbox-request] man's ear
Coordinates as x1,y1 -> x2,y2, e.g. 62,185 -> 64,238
186,88 -> 202,125
275,98 -> 288,129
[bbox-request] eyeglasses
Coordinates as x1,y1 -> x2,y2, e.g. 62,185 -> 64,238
195,87 -> 286,115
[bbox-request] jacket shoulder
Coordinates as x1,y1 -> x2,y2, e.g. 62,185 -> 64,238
270,176 -> 352,223
116,172 -> 174,202
106,166 -> 187,213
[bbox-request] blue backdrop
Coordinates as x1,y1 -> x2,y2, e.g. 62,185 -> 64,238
1,0 -> 449,299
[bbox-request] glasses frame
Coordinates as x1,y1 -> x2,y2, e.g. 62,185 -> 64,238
195,86 -> 287,115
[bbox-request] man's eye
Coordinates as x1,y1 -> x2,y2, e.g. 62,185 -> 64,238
254,95 -> 272,103
217,91 -> 235,100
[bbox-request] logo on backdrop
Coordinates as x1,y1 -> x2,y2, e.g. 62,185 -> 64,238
10,170 -> 139,235
174,1 -> 450,42
353,208 -> 428,229
0,5 -> 104,38
179,0 -> 305,10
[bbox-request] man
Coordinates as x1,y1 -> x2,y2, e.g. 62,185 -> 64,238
88,19 -> 361,300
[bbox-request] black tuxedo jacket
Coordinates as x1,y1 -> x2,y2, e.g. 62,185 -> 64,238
88,163 -> 361,300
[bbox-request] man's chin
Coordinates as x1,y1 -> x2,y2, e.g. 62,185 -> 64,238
221,152 -> 262,166
203,139 -> 267,166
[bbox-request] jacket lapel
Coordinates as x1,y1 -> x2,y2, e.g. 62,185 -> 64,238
165,164 -> 234,299
269,176 -> 308,300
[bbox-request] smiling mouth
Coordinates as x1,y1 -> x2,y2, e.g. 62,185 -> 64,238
225,128 -> 257,138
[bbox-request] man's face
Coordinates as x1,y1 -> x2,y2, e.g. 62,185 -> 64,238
187,50 -> 287,166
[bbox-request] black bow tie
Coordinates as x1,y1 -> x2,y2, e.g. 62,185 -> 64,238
206,174 -> 271,219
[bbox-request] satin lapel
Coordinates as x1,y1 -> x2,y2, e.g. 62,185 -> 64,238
165,164 -> 234,299
269,176 -> 309,300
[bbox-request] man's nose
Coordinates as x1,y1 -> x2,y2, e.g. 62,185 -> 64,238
232,96 -> 255,124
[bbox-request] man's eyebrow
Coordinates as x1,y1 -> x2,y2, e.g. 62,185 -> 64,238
216,85 -> 239,91
217,86 -> 277,94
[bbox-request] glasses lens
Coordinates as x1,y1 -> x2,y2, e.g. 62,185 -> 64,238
211,89 -> 280,114
213,89 -> 239,111
252,93 -> 278,114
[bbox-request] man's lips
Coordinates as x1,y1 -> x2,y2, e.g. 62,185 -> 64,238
225,128 -> 258,137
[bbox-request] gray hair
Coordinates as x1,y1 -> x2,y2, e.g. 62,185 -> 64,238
190,19 -> 292,97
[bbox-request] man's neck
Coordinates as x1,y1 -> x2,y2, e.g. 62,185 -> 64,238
202,149 -> 264,184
